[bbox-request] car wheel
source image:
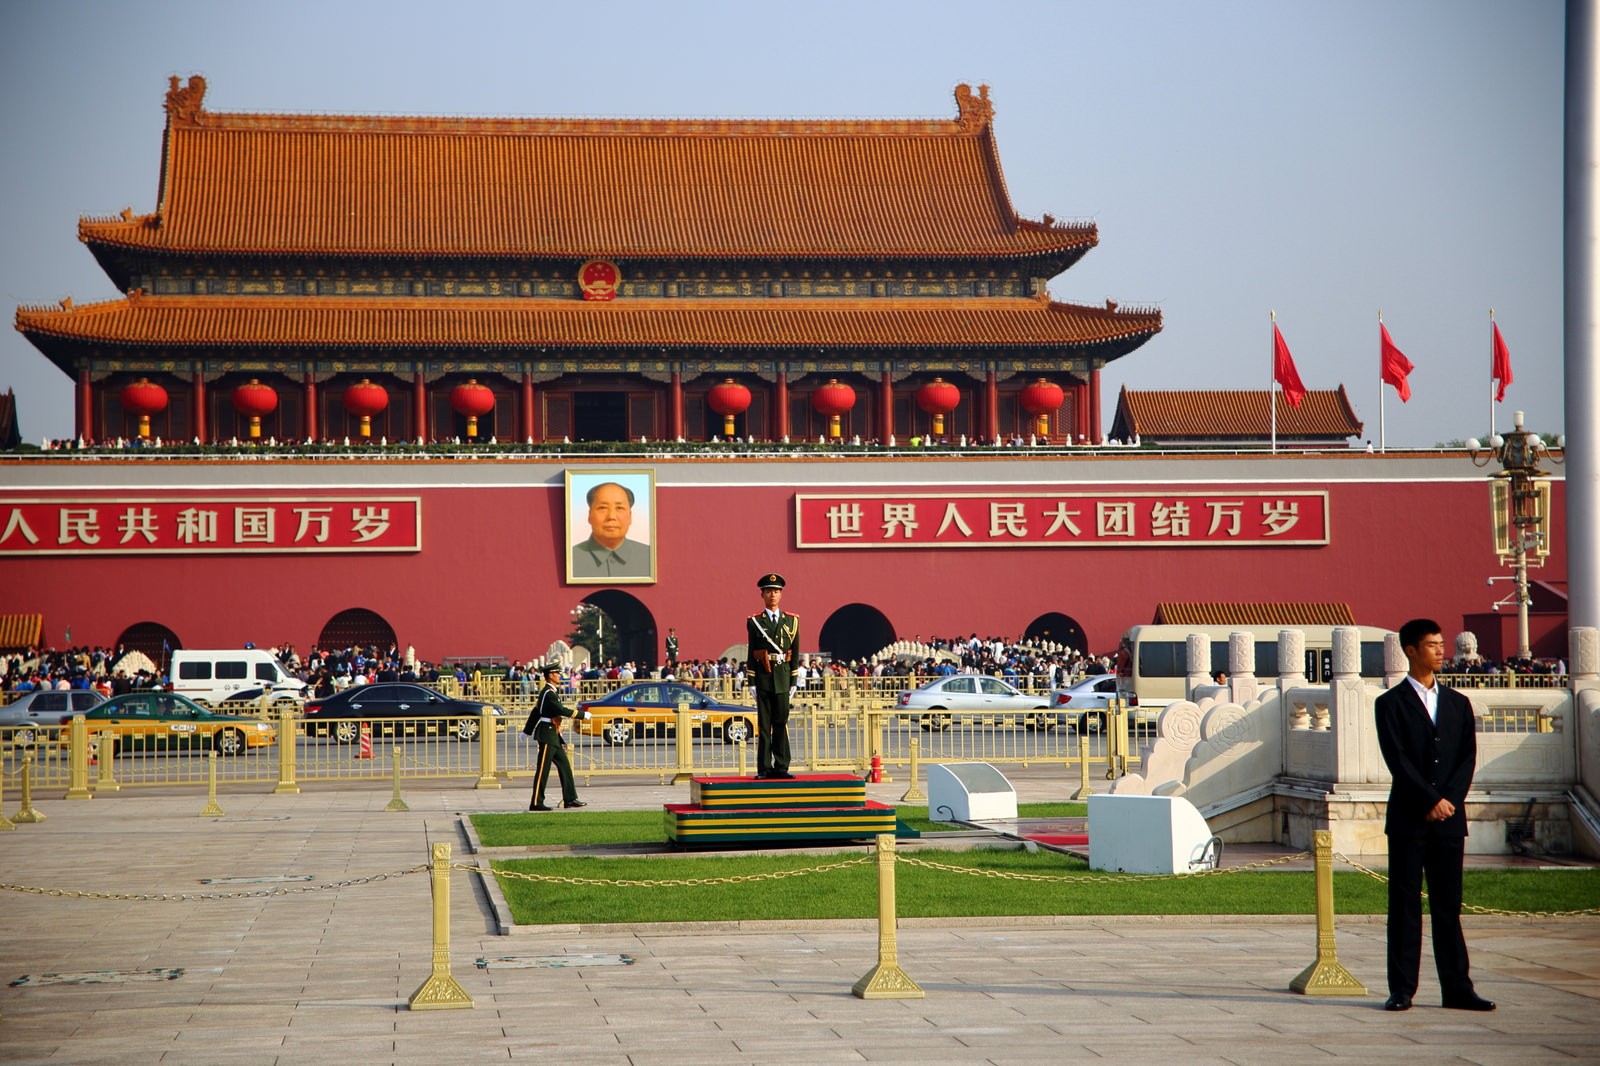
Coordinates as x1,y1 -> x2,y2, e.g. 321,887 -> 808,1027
722,716 -> 752,744
333,720 -> 359,745
603,719 -> 634,746
215,729 -> 246,756
452,717 -> 480,741
13,727 -> 36,746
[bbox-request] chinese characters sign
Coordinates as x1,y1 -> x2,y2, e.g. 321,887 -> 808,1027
0,497 -> 422,555
795,491 -> 1328,549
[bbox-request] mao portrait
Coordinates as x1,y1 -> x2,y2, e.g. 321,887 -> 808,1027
565,469 -> 656,584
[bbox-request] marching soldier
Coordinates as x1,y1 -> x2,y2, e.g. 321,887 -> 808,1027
745,572 -> 799,779
522,664 -> 589,810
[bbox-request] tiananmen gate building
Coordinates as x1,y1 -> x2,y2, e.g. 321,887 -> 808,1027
4,78 -> 1569,669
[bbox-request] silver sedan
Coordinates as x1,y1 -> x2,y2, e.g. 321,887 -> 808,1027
895,674 -> 1050,730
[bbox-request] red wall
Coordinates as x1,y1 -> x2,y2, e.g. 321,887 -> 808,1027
0,459 -> 1569,666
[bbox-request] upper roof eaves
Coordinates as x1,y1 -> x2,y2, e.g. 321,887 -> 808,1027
77,76 -> 1098,263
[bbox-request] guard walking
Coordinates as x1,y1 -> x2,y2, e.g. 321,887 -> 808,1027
523,665 -> 589,810
745,572 -> 800,779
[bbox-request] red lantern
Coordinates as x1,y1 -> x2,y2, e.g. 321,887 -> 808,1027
231,379 -> 278,439
811,379 -> 856,440
120,378 -> 168,439
1019,378 -> 1065,437
915,377 -> 960,437
706,378 -> 752,439
449,378 -> 496,439
342,379 -> 389,439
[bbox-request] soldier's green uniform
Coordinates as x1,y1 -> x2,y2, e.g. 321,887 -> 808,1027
745,572 -> 799,779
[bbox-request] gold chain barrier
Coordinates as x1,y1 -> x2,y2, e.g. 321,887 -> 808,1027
10,753 -> 46,825
1335,850 -> 1600,918
852,834 -> 924,999
1290,830 -> 1366,995
409,842 -> 473,1010
0,866 -> 426,901
274,703 -> 300,794
385,751 -> 410,812
898,737 -> 926,802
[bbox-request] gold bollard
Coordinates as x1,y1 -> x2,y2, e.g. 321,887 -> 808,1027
12,754 -> 45,823
386,750 -> 410,812
1289,830 -> 1368,996
0,757 -> 14,831
474,710 -> 500,789
671,697 -> 693,784
408,842 -> 474,1010
94,726 -> 120,792
199,750 -> 225,817
852,833 -> 924,999
274,702 -> 300,794
65,715 -> 91,801
898,736 -> 926,803
1070,730 -> 1093,801
736,737 -> 747,778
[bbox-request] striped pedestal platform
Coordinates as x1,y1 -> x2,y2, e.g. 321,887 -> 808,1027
665,773 -> 917,847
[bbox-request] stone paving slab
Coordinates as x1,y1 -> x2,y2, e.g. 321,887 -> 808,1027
0,779 -> 1596,1065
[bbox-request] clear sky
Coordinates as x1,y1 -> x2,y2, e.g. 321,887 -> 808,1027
0,0 -> 1564,447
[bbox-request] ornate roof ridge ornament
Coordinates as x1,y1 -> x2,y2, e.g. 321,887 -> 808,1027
954,83 -> 993,132
166,74 -> 207,127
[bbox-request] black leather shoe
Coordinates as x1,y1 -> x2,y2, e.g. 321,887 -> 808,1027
772,769 -> 795,779
530,804 -> 554,812
1383,995 -> 1412,1012
562,800 -> 587,808
1442,993 -> 1495,1011
754,771 -> 771,779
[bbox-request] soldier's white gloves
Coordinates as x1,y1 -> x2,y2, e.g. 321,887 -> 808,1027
788,686 -> 797,701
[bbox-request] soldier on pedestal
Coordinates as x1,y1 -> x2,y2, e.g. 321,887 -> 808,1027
745,573 -> 799,779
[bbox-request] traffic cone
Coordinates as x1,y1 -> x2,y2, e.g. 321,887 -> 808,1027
356,723 -> 373,759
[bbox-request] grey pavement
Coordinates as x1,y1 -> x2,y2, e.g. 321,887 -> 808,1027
0,773 -> 1596,1065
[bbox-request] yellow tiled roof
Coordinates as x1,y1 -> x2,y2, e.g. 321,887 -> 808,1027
1114,387 -> 1363,439
1152,603 -> 1357,626
17,293 -> 1162,351
79,78 -> 1098,262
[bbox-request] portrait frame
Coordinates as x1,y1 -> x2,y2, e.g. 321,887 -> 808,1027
564,468 -> 657,585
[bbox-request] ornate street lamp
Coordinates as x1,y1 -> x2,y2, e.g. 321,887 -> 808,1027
1468,410 -> 1563,660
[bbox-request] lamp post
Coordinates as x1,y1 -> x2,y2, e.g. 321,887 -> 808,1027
1468,411 -> 1563,661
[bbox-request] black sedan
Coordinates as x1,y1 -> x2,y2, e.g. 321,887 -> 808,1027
300,683 -> 503,742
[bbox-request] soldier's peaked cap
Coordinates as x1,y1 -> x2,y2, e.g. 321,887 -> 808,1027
757,573 -> 786,590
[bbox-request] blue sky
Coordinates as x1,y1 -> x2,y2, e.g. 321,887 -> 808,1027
0,0 -> 1564,446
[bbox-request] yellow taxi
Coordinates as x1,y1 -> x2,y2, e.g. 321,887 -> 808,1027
576,681 -> 754,746
71,691 -> 278,755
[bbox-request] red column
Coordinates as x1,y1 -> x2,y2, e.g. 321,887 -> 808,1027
412,371 -> 427,442
984,370 -> 999,442
521,371 -> 535,442
879,369 -> 894,442
669,369 -> 684,440
303,374 -> 319,442
1089,367 -> 1102,444
774,370 -> 789,440
191,370 -> 207,443
76,369 -> 93,444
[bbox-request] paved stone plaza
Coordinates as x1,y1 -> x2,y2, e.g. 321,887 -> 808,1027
0,778 -> 1596,1065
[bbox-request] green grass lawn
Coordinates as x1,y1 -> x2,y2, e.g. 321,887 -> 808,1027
471,802 -> 1086,848
490,847 -> 1600,925
471,805 -> 1598,926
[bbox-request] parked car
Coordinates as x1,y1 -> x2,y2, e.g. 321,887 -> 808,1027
1,689 -> 107,745
71,691 -> 276,755
577,682 -> 755,746
300,683 -> 503,743
1044,674 -> 1137,730
169,648 -> 307,707
895,674 -> 1050,730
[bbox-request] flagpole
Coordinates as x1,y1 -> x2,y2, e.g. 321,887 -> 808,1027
1270,310 -> 1278,453
1489,308 -> 1497,439
1378,310 -> 1386,453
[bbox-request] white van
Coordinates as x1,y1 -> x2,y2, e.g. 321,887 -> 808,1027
170,649 -> 307,707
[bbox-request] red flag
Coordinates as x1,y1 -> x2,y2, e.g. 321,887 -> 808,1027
1380,323 -> 1414,403
1492,321 -> 1513,402
1272,323 -> 1307,408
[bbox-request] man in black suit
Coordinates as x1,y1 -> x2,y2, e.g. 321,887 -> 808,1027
1373,618 -> 1494,1013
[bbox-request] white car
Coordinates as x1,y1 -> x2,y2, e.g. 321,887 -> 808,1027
895,674 -> 1050,730
1044,674 -> 1137,730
